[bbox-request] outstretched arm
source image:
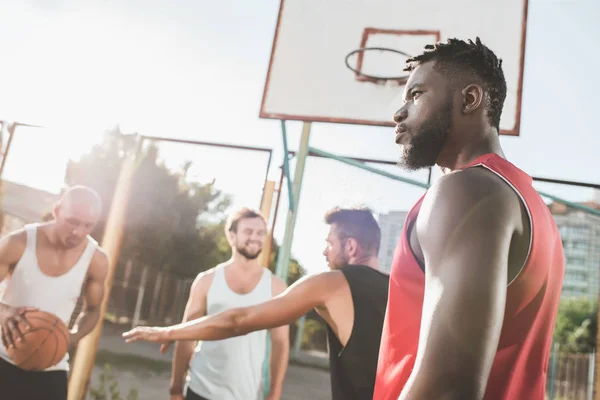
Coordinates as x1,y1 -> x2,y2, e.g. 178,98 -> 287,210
70,250 -> 109,347
399,168 -> 522,400
123,271 -> 346,343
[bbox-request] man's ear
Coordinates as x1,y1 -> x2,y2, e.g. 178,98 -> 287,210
346,237 -> 359,258
461,84 -> 484,115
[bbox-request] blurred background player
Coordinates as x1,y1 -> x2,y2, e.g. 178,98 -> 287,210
124,206 -> 389,400
166,207 -> 289,400
0,185 -> 109,400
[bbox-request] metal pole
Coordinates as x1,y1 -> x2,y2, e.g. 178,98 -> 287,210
0,123 -> 17,179
258,180 -> 276,400
274,122 -> 311,282
549,342 -> 559,400
309,146 -> 600,218
269,165 -> 285,257
280,120 -> 295,212
589,350 -> 595,400
309,146 -> 430,189
258,180 -> 276,267
67,136 -> 144,400
292,315 -> 306,358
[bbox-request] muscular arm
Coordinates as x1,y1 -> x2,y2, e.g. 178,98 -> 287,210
399,168 -> 521,400
267,277 -> 290,399
0,230 -> 34,348
123,271 -> 346,344
169,272 -> 211,396
161,271 -> 344,341
0,230 -> 26,283
70,250 -> 108,346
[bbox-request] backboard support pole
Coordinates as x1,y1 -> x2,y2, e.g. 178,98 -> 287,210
280,120 -> 295,212
274,122 -> 311,361
274,122 -> 311,281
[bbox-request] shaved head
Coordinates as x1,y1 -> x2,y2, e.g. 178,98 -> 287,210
53,185 -> 102,248
60,186 -> 102,217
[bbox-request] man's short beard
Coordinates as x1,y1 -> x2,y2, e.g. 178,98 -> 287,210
237,247 -> 261,260
398,100 -> 453,171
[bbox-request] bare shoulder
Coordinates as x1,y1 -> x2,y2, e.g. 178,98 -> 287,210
88,247 -> 109,280
0,228 -> 28,261
418,166 -> 522,251
422,167 -> 520,222
270,273 -> 287,296
191,265 -> 221,291
290,270 -> 347,293
438,167 -> 516,200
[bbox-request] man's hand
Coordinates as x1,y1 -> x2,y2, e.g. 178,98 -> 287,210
0,304 -> 37,349
123,326 -> 172,347
266,390 -> 282,400
68,331 -> 82,351
169,394 -> 184,400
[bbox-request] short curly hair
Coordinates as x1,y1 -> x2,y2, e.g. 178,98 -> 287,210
405,37 -> 507,131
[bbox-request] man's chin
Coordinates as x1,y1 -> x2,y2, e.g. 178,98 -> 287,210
398,150 -> 438,171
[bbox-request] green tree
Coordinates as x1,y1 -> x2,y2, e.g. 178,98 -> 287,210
266,240 -> 305,286
63,127 -> 231,278
553,296 -> 598,353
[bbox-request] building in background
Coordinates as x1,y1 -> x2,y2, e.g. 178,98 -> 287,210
376,189 -> 600,299
0,180 -> 59,235
377,211 -> 408,274
550,193 -> 600,300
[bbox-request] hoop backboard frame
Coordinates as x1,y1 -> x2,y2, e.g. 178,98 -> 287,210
259,0 -> 529,136
353,29 -> 441,85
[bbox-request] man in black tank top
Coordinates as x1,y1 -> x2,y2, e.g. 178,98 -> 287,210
124,207 -> 390,400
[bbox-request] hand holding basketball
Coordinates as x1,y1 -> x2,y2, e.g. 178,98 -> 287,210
5,310 -> 70,371
0,303 -> 38,349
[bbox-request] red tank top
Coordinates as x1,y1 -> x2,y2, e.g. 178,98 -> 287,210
374,154 -> 565,400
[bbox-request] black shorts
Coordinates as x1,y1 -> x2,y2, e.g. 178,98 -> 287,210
186,388 -> 210,400
0,357 -> 68,400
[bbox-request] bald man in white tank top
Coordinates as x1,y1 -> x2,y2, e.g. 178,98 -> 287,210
0,185 -> 109,400
168,208 -> 289,400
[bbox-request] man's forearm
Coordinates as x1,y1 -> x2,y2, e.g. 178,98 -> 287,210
165,308 -> 250,342
170,340 -> 195,394
269,337 -> 289,398
71,308 -> 101,342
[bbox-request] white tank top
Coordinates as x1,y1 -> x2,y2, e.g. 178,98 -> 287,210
187,264 -> 273,400
0,223 -> 98,371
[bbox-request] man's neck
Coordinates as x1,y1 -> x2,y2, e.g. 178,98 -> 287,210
230,253 -> 261,272
439,126 -> 505,171
348,255 -> 380,270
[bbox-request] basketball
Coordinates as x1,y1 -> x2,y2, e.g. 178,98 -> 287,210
6,310 -> 70,371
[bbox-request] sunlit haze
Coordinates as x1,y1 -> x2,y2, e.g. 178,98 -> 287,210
0,0 -> 598,274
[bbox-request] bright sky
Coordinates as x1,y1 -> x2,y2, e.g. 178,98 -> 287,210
0,0 -> 598,274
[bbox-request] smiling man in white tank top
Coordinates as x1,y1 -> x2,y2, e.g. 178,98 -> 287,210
167,207 -> 289,400
0,185 -> 109,400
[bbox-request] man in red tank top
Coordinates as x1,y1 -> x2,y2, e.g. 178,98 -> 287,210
374,38 -> 565,400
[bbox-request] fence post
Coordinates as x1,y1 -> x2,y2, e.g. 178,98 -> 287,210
132,266 -> 149,328
549,342 -> 559,400
149,271 -> 164,323
589,350 -> 595,400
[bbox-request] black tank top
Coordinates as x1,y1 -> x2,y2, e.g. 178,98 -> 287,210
327,264 -> 390,400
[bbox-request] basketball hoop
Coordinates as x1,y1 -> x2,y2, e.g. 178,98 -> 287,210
344,47 -> 412,85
